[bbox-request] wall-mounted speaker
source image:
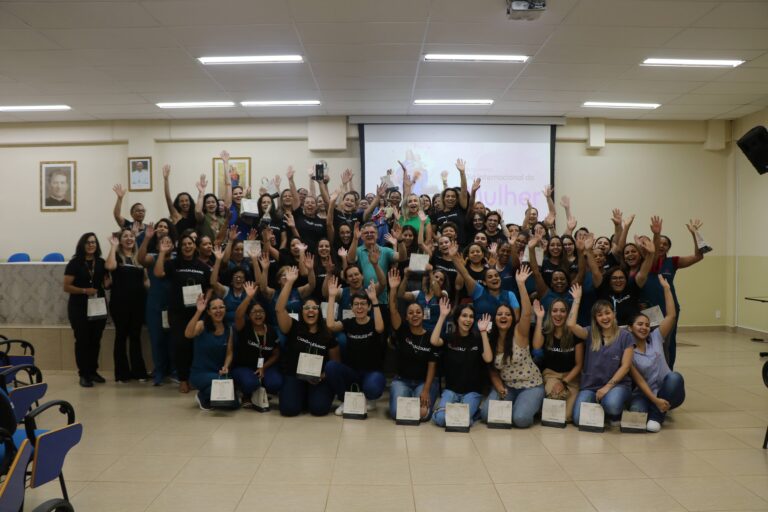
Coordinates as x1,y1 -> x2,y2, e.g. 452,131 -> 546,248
737,125 -> 768,175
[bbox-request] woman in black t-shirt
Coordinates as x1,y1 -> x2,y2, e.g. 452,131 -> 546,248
231,282 -> 282,404
154,233 -> 211,393
536,298 -> 584,422
63,233 -> 109,388
430,299 -> 493,428
276,267 -> 340,416
324,279 -> 386,415
387,270 -> 440,421
599,266 -> 649,326
105,229 -> 149,383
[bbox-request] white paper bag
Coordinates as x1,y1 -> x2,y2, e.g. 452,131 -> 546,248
694,230 -> 712,254
161,310 -> 169,329
251,386 -> 270,412
87,297 -> 108,320
243,240 -> 261,257
210,378 -> 236,408
341,309 -> 354,320
296,352 -> 323,382
641,306 -> 664,328
578,402 -> 605,433
408,253 -> 429,272
289,312 -> 299,321
620,411 -> 648,433
486,399 -> 513,429
262,178 -> 278,196
343,391 -> 367,420
182,284 -> 202,307
322,302 -> 339,320
541,398 -> 567,428
445,402 -> 470,432
241,198 -> 260,218
395,396 -> 421,425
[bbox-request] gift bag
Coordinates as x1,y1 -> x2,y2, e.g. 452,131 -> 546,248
343,384 -> 367,420
486,399 -> 513,429
395,396 -> 421,426
161,310 -> 170,330
445,402 -> 470,433
541,398 -> 567,428
620,411 -> 648,433
296,351 -> 323,383
241,198 -> 260,218
578,402 -> 605,433
87,297 -> 108,320
182,284 -> 202,308
251,386 -> 270,413
210,376 -> 237,408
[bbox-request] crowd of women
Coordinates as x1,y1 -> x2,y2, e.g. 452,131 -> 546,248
62,151 -> 703,432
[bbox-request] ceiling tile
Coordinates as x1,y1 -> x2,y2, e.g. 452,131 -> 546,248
56,93 -> 149,106
297,22 -> 426,45
563,0 -> 715,27
490,101 -> 575,114
170,25 -> 300,51
138,91 -> 235,103
27,81 -> 131,94
408,105 -> 494,115
289,0 -> 431,22
0,30 -> 60,50
236,89 -> 321,100
72,48 -> 193,67
691,81 -> 768,94
2,2 -> 157,29
0,50 -> 87,67
533,44 -> 651,65
520,62 -> 633,80
744,52 -> 768,68
548,25 -> 681,48
715,67 -> 768,82
221,76 -> 319,92
41,27 -> 179,49
638,111 -> 716,120
714,104 -> 766,118
417,61 -> 526,78
204,64 -> 313,81
324,101 -> 409,115
312,61 -> 417,77
669,93 -> 766,105
0,7 -> 32,28
415,76 -> 512,89
304,44 -> 421,62
142,0 -> 293,26
243,106 -> 326,118
314,75 -> 413,90
120,79 -> 223,95
693,2 -> 768,29
321,89 -> 412,101
651,104 -> 739,115
98,65 -> 211,82
500,89 -> 589,102
510,76 -> 606,91
78,103 -> 161,115
598,79 -> 705,94
427,22 -> 554,45
618,66 -> 732,82
664,28 -> 768,50
3,65 -> 115,83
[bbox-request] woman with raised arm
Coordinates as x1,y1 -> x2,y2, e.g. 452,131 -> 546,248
257,251 -> 316,333
567,283 -> 634,428
184,294 -> 235,411
538,298 -> 584,422
162,165 -> 198,234
529,232 -> 586,311
431,299 -> 493,428
479,267 -> 545,428
231,281 -> 283,405
433,158 -> 470,246
154,232 -> 211,393
628,275 -> 685,432
276,267 -> 340,416
428,235 -> 459,298
63,233 -> 109,388
112,184 -> 148,244
399,167 -> 433,246
137,220 -> 177,385
194,171 -> 228,241
397,268 -> 446,333
210,245 -> 247,325
105,229 -> 149,383
387,269 -> 440,421
325,278 -> 386,415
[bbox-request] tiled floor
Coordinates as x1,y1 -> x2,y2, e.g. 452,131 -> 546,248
24,330 -> 768,512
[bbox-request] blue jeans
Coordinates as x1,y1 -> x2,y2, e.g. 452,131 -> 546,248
480,385 -> 545,428
278,374 -> 335,417
324,360 -> 385,401
146,305 -> 173,385
432,390 -> 483,427
231,366 -> 284,396
388,377 -> 439,421
629,372 -> 685,423
573,386 -> 631,425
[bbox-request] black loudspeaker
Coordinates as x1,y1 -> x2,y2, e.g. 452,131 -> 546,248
737,125 -> 768,175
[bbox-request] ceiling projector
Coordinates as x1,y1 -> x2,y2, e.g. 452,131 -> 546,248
507,0 -> 546,20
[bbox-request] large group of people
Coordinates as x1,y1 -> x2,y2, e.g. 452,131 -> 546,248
63,151 -> 704,432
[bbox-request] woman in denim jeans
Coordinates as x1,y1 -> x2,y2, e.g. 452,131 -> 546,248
480,266 -> 545,428
431,298 -> 493,428
567,284 -> 634,427
387,269 -> 440,421
628,275 -> 685,432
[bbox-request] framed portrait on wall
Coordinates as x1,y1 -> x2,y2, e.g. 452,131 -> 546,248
128,157 -> 152,191
212,157 -> 251,197
40,161 -> 76,212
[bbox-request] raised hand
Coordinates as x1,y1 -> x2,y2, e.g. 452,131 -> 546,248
112,184 -> 126,198
353,221 -> 360,240
528,233 -> 542,249
569,283 -> 582,300
220,150 -> 230,162
516,265 -> 532,284
650,215 -> 663,235
560,196 -> 570,210
566,215 -> 577,231
303,252 -> 315,270
162,165 -> 171,178
455,158 -> 466,173
477,313 -> 492,333
623,213 -> 636,230
533,299 -> 544,319
543,184 -> 553,199
472,177 -> 481,193
259,252 -> 270,270
284,266 -> 299,284
390,222 -> 402,239
489,242 -> 498,256
438,296 -> 451,317
213,246 -> 224,260
327,275 -> 340,298
342,169 -> 353,184
384,233 -> 398,248
159,236 -> 174,254
195,293 -> 207,313
337,247 -> 348,260
447,241 -> 459,259
247,228 -> 257,241
387,268 -> 401,289
145,222 -> 155,240
544,211 -> 556,227
583,232 -> 595,250
440,170 -> 449,181
109,235 -> 119,247
284,212 -> 295,228
611,208 -> 623,226
418,210 -> 428,222
365,280 -> 378,302
228,225 -> 239,241
244,281 -> 258,298
686,218 -> 703,234
273,175 -> 282,189
637,236 -> 655,254
286,166 -> 295,181
196,174 -> 208,193
297,242 -> 308,254
367,245 -> 380,265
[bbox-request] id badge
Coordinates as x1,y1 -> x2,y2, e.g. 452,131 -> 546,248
161,310 -> 169,329
423,307 -> 431,321
257,357 -> 264,369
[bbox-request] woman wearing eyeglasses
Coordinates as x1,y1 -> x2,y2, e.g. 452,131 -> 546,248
276,267 -> 340,416
63,233 -> 109,388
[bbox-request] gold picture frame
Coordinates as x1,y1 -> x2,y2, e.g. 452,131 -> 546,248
128,156 -> 152,192
212,157 -> 251,197
40,161 -> 76,212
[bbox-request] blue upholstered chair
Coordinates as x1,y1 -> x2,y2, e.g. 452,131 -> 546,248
6,253 -> 30,263
42,252 -> 65,262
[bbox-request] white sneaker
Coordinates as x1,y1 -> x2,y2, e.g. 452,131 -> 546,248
195,394 -> 211,411
646,420 -> 662,433
335,403 -> 345,416
366,400 -> 377,412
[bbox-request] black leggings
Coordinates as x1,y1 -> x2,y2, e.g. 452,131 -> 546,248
111,300 -> 147,380
169,308 -> 196,382
70,315 -> 106,378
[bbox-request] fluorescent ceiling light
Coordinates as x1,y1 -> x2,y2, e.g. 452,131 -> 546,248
156,101 -> 235,109
424,54 -> 529,63
241,100 -> 321,107
642,58 -> 744,68
414,99 -> 494,105
583,101 -> 660,109
198,55 -> 303,65
0,105 -> 71,112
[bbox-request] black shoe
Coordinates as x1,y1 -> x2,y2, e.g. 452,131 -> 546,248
79,376 -> 94,388
91,373 -> 106,384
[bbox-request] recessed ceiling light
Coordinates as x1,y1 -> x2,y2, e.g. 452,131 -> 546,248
0,105 -> 71,112
642,58 -> 744,68
198,55 -> 303,65
414,99 -> 494,106
583,101 -> 660,109
240,100 -> 321,107
423,54 -> 529,63
156,101 -> 235,109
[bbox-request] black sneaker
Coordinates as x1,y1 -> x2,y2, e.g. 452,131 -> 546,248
79,376 -> 94,388
91,373 -> 106,384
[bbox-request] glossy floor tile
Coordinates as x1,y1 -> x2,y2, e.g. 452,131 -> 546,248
19,330 -> 768,511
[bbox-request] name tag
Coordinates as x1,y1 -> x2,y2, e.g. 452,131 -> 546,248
161,310 -> 169,329
445,402 -> 470,432
257,357 -> 264,369
342,391 -> 367,420
395,396 -> 421,425
296,352 -> 323,383
87,297 -> 108,320
486,399 -> 512,429
342,309 -> 354,320
423,307 -> 431,320
620,411 -> 648,433
541,398 -> 567,428
578,402 -> 605,433
182,284 -> 202,307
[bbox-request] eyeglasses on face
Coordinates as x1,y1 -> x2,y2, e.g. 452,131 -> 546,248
302,305 -> 320,311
